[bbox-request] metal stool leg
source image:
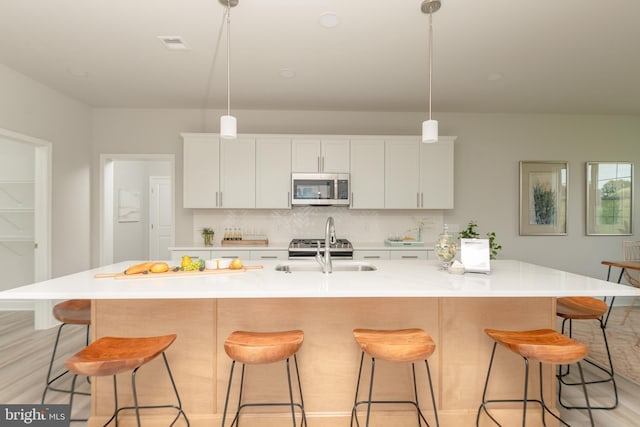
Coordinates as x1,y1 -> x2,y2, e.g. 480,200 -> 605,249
222,358 -> 305,427
221,360 -> 236,427
97,352 -> 188,427
43,323 -> 90,423
558,317 -> 618,410
424,360 -> 439,427
351,352 -> 365,427
352,354 -> 437,427
365,357 -> 376,427
292,354 -> 308,427
477,343 -> 589,427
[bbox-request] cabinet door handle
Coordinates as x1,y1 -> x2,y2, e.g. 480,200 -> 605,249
260,256 -> 278,259
417,193 -> 420,208
351,192 -> 354,207
317,156 -> 321,172
321,156 -> 325,171
215,192 -> 219,207
401,255 -> 419,259
363,255 -> 381,259
287,191 -> 291,208
220,192 -> 223,207
421,193 -> 424,208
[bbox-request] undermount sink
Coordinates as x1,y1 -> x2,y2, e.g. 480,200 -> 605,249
275,262 -> 377,273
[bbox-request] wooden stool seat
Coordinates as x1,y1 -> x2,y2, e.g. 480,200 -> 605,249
485,328 -> 587,365
65,333 -> 188,427
353,328 -> 436,363
66,334 -> 176,377
224,330 -> 304,365
53,299 -> 91,325
557,297 -> 607,320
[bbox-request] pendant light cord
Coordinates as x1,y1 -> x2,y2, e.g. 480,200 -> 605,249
428,12 -> 433,121
226,1 -> 231,116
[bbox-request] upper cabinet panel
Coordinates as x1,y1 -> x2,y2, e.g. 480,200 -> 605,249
182,133 -> 219,208
292,139 -> 349,173
420,138 -> 455,209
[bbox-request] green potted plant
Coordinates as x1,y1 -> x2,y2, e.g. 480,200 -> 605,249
458,221 -> 502,260
201,227 -> 215,247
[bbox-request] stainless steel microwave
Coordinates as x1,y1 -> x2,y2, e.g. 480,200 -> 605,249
291,173 -> 350,206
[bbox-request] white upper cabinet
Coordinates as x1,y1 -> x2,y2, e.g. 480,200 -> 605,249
350,139 -> 385,209
256,138 -> 291,209
420,138 -> 455,209
183,134 -> 219,208
292,139 -> 349,172
384,137 -> 455,209
385,139 -> 421,209
183,133 -> 453,210
182,133 -> 255,209
219,137 -> 255,208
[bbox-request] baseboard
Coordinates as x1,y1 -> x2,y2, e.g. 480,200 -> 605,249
0,300 -> 35,311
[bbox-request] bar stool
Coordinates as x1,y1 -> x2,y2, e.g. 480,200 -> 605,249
42,299 -> 91,421
65,334 -> 189,427
476,328 -> 594,427
556,296 -> 617,410
351,328 -> 439,427
221,330 -> 306,427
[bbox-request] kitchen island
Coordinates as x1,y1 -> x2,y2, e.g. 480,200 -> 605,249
2,259 -> 637,427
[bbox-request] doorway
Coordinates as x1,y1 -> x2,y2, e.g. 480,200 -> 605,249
100,155 -> 174,265
149,176 -> 173,260
0,128 -> 51,313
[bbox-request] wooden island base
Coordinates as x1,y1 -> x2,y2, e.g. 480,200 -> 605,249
90,297 -> 558,427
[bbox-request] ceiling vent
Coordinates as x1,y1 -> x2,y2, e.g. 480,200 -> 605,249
157,36 -> 189,50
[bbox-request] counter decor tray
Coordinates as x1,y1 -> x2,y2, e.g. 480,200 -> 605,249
95,265 -> 263,280
384,239 -> 425,247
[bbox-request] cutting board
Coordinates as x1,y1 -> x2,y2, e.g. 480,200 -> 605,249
95,265 -> 263,280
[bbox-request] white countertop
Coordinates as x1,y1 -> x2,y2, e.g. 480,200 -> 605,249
1,259 -> 638,300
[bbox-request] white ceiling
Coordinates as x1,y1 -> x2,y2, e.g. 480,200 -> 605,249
1,0 -> 639,114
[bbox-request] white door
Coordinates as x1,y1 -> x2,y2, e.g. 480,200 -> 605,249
149,176 -> 173,260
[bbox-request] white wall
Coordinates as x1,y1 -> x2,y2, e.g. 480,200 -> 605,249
0,64 -> 91,277
91,108 -> 639,282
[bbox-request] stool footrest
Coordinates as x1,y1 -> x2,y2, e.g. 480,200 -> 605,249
478,399 -> 569,427
103,404 -> 187,427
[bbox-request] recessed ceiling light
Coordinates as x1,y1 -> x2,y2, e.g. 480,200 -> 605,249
66,68 -> 89,78
279,68 -> 296,79
488,72 -> 504,81
319,12 -> 340,28
157,36 -> 190,50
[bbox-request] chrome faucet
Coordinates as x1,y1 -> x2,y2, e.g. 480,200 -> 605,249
316,216 -> 337,273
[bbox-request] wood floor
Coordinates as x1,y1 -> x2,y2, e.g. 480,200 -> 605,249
0,310 -> 638,426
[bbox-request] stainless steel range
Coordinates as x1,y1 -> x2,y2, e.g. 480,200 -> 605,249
288,238 -> 353,260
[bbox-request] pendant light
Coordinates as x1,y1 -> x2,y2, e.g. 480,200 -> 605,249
421,0 -> 441,143
220,0 -> 238,139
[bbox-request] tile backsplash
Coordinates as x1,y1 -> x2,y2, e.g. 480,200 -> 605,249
192,208 -> 444,245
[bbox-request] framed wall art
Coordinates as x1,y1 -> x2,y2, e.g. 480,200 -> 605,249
586,161 -> 633,235
519,161 -> 568,236
118,189 -> 141,222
